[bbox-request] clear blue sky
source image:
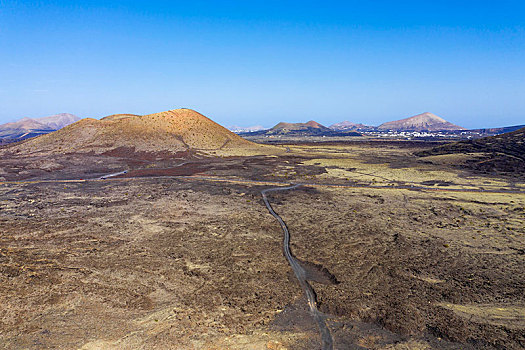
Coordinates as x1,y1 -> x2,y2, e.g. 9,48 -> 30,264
1,1 -> 524,128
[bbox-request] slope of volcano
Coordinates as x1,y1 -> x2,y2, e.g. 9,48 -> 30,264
5,109 -> 259,156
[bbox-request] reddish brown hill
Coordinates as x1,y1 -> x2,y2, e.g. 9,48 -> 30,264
304,120 -> 325,128
6,109 -> 255,156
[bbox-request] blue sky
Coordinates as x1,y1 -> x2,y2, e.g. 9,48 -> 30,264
1,1 -> 524,128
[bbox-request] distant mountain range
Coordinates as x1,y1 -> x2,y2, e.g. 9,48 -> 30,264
0,113 -> 80,144
239,113 -> 466,137
240,112 -> 521,137
2,111 -> 522,145
242,120 -> 361,137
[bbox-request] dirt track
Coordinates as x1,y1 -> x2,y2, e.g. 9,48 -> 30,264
262,185 -> 334,349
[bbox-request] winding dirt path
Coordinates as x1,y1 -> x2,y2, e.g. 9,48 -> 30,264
261,185 -> 334,350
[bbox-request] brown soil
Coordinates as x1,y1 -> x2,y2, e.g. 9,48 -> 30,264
0,141 -> 523,349
417,127 -> 525,178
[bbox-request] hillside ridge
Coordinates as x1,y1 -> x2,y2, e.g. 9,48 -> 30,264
3,109 -> 256,156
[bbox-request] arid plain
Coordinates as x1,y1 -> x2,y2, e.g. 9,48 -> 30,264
1,112 -> 524,349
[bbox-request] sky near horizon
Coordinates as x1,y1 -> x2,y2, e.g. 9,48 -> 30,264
0,1 -> 524,129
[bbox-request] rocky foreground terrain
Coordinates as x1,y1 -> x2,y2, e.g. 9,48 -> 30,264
1,139 -> 524,349
417,127 -> 525,178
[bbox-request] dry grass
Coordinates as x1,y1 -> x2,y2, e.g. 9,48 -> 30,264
438,303 -> 525,329
1,140 -> 523,349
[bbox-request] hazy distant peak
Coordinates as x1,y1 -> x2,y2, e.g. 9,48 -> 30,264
331,121 -> 359,127
0,117 -> 51,130
35,113 -> 81,129
228,125 -> 265,133
410,112 -> 446,123
378,112 -> 465,131
329,121 -> 374,130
